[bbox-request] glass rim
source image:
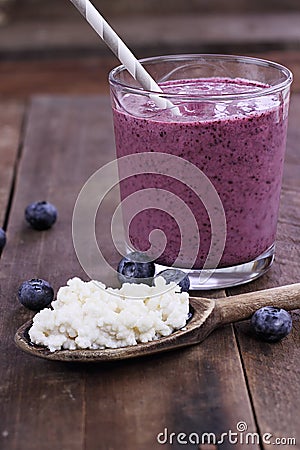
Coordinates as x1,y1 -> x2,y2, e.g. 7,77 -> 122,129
109,53 -> 293,102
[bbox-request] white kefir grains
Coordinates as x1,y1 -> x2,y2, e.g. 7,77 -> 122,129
29,277 -> 189,352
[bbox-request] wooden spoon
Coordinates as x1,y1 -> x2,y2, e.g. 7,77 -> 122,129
15,283 -> 300,362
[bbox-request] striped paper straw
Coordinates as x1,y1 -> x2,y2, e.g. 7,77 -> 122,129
69,0 -> 180,114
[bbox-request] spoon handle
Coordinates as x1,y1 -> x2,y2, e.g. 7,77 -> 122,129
214,283 -> 300,325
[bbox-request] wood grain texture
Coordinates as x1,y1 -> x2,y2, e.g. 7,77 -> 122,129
0,57 -> 117,100
0,13 -> 300,57
0,51 -> 300,104
0,101 -> 24,225
216,284 -> 300,325
8,0 -> 300,19
0,96 -> 260,450
83,329 -> 259,450
0,97 -> 115,450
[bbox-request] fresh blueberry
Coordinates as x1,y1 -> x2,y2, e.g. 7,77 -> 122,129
154,269 -> 190,292
25,201 -> 57,230
117,251 -> 155,284
0,228 -> 6,253
251,306 -> 292,342
18,278 -> 54,311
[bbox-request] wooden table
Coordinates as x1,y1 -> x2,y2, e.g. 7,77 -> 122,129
0,94 -> 299,450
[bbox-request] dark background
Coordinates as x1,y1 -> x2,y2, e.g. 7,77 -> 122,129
0,0 -> 299,98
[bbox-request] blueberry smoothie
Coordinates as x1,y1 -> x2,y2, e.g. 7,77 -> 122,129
112,77 -> 289,269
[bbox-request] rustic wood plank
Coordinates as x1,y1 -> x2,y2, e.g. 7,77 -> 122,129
229,216 -> 300,447
0,54 -> 298,111
0,13 -> 300,57
7,0 -> 300,20
85,327 -> 260,450
227,95 -> 300,448
0,96 -> 259,450
0,96 -> 116,450
0,100 -> 24,225
0,51 -> 299,104
85,285 -> 259,449
248,50 -> 300,95
0,57 -> 117,100
233,318 -> 300,449
282,91 -> 300,190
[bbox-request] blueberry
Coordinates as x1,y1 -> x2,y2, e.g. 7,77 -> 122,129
18,278 -> 54,311
0,228 -> 6,253
25,201 -> 57,230
251,306 -> 292,342
154,269 -> 190,292
117,251 -> 155,284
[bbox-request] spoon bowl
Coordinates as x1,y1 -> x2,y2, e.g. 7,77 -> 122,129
15,283 -> 300,362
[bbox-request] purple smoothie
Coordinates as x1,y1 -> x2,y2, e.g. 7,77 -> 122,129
112,77 -> 289,269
